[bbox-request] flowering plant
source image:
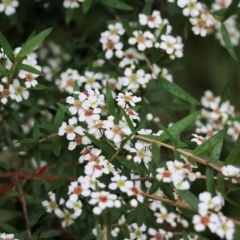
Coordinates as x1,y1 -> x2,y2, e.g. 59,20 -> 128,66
0,0 -> 240,240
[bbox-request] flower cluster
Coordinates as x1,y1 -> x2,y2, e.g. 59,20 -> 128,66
0,47 -> 42,105
176,0 -> 240,46
193,191 -> 235,240
193,90 -> 240,141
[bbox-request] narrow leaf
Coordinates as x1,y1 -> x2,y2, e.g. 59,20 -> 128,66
159,78 -> 200,105
117,157 -> 148,174
194,128 -> 227,156
177,190 -> 199,211
0,32 -> 15,62
206,167 -> 215,196
142,0 -> 152,15
39,229 -> 62,239
100,0 -> 133,10
82,0 -> 93,13
53,107 -> 65,128
52,137 -> 62,157
65,8 -> 74,23
57,103 -> 71,116
17,63 -> 44,76
122,19 -> 133,38
223,0 -> 240,21
152,142 -> 160,164
225,137 -> 240,165
159,110 -> 201,141
84,131 -> 114,154
221,23 -> 238,61
17,28 -> 52,58
0,62 -> 7,75
121,109 -> 135,133
105,81 -> 116,118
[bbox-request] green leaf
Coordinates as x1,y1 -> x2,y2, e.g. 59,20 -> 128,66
33,122 -> 40,140
159,78 -> 200,105
177,190 -> 199,211
142,0 -> 152,15
0,32 -> 15,62
136,199 -> 148,226
212,8 -> 226,21
52,137 -> 62,157
193,128 -> 227,156
117,157 -> 148,174
57,103 -> 71,116
159,110 -> 201,141
159,182 -> 175,200
224,195 -> 240,207
53,107 -> 65,128
121,109 -> 135,133
223,0 -> 240,21
0,62 -> 7,75
0,210 -> 23,222
206,167 -> 215,196
83,0 -> 93,13
152,143 -> 160,164
167,0 -> 177,16
183,231 -> 189,240
148,180 -> 160,194
221,23 -> 238,61
29,209 -> 45,227
38,124 -> 56,131
122,19 -> 133,38
225,137 -> 240,165
100,0 -> 133,10
184,19 -> 191,39
19,138 -> 36,144
84,131 -> 114,154
211,139 -> 223,161
150,101 -> 189,110
17,28 -> 52,58
105,81 -> 116,118
65,8 -> 74,23
39,229 -> 62,239
17,63 -> 44,76
217,172 -> 226,194
95,221 -> 104,240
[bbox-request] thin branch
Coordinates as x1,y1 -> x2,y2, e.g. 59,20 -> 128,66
0,172 -> 77,182
17,180 -> 31,240
134,135 -> 222,172
27,132 -> 58,155
102,225 -> 108,240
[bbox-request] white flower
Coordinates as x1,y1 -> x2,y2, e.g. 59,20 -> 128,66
130,141 -> 152,165
68,179 -> 91,197
116,91 -> 141,108
65,195 -> 82,217
0,85 -> 10,104
221,165 -> 240,177
130,223 -> 147,240
89,191 -> 117,210
0,233 -> 18,240
101,22 -> 125,38
193,212 -> 220,233
119,48 -> 144,68
84,159 -> 110,178
9,79 -> 29,102
201,90 -> 221,109
160,35 -> 183,58
139,10 -> 162,28
177,0 -> 202,17
108,174 -> 133,192
58,117 -> 83,140
120,68 -> 147,91
100,35 -> 123,59
128,30 -> 154,51
63,0 -> 83,8
154,207 -> 177,227
56,68 -> 80,93
227,121 -> 240,141
79,71 -> 102,90
148,228 -> 168,240
215,216 -> 235,240
156,167 -> 173,182
18,57 -> 41,88
56,209 -> 78,227
66,93 -> 88,115
104,120 -> 131,143
191,133 -> 205,145
42,192 -> 64,214
0,0 -> 19,16
78,107 -> 101,125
